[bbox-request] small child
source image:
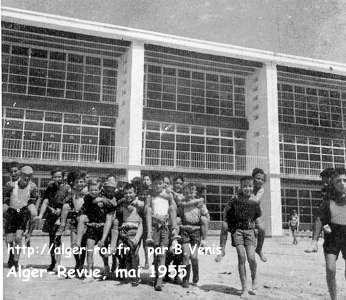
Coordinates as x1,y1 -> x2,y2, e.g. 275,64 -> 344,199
37,169 -> 69,272
4,166 -> 39,271
226,176 -> 261,298
80,179 -> 115,281
252,168 -> 267,262
305,168 -> 335,253
56,170 -> 86,273
316,168 -> 346,300
216,168 -> 267,263
117,183 -> 144,286
289,210 -> 299,245
179,183 -> 209,288
145,174 -> 177,291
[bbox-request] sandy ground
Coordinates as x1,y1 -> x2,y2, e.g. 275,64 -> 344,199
2,234 -> 346,300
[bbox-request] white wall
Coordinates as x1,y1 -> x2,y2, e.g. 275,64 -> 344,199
245,63 -> 283,236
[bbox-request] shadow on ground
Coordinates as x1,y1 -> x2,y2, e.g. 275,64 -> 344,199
199,284 -> 240,296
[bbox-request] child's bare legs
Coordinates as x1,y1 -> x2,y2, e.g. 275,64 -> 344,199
38,199 -> 49,219
131,222 -> 143,248
200,216 -> 208,247
190,244 -> 199,285
255,218 -> 267,262
144,243 -> 150,268
86,239 -> 95,271
215,221 -> 228,262
145,206 -> 153,244
71,231 -> 82,271
109,218 -> 119,254
13,230 -> 24,269
245,244 -> 258,293
56,203 -> 70,235
235,245 -> 248,296
292,228 -> 298,245
182,243 -> 191,288
6,233 -> 15,267
325,253 -> 337,300
76,215 -> 89,247
154,249 -> 167,291
26,203 -> 38,245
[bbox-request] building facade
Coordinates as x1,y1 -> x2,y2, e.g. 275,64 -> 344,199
2,7 -> 346,235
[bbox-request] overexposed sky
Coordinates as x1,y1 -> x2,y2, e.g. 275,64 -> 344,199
4,0 -> 346,64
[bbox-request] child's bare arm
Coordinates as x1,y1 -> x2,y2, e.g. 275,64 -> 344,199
100,213 -> 113,245
179,197 -> 204,208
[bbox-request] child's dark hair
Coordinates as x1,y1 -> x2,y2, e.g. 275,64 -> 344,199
184,182 -> 205,198
173,175 -> 184,183
8,161 -> 21,171
67,170 -> 83,187
80,170 -> 88,179
131,176 -> 143,194
320,168 -> 335,179
124,183 -> 137,194
151,173 -> 164,183
252,168 -> 265,178
240,176 -> 254,183
51,168 -> 64,177
332,168 -> 346,178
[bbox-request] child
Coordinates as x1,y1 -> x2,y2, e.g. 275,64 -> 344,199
80,179 -> 115,281
4,166 -> 39,270
305,168 -> 335,253
252,168 -> 267,262
145,174 -> 178,291
179,183 -> 209,288
316,168 -> 346,300
3,161 -> 21,214
140,174 -> 152,269
117,183 -> 144,286
56,170 -> 86,273
289,210 -> 299,245
37,169 -> 69,272
216,168 -> 267,263
226,176 -> 261,297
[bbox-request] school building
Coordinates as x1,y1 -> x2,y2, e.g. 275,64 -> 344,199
2,4 -> 346,236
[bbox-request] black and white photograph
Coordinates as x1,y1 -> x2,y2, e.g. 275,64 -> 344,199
1,1 -> 346,299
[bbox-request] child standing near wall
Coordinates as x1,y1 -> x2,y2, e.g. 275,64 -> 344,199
226,176 -> 261,298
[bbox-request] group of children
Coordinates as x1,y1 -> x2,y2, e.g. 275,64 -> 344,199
3,162 -> 212,291
3,161 -> 345,299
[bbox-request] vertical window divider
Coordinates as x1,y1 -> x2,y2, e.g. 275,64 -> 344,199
25,47 -> 31,95
100,58 -> 104,102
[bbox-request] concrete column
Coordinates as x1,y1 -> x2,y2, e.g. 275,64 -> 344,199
115,41 -> 144,181
245,62 -> 282,236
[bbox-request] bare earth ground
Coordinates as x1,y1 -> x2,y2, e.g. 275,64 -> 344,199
3,234 -> 346,300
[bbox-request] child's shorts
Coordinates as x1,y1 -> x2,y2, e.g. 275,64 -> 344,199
85,225 -> 104,242
5,207 -> 30,233
180,227 -> 201,246
323,224 -> 346,259
152,223 -> 169,248
42,211 -> 60,234
231,229 -> 257,247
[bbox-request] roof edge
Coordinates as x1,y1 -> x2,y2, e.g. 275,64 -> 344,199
2,6 -> 346,75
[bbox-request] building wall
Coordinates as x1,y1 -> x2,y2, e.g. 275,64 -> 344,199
2,16 -> 346,233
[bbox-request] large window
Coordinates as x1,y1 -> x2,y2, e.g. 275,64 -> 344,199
2,44 -> 118,103
144,64 -> 246,117
281,186 -> 322,229
142,121 -> 247,171
280,134 -> 346,176
144,45 -> 261,117
3,107 -> 116,163
278,72 -> 346,129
